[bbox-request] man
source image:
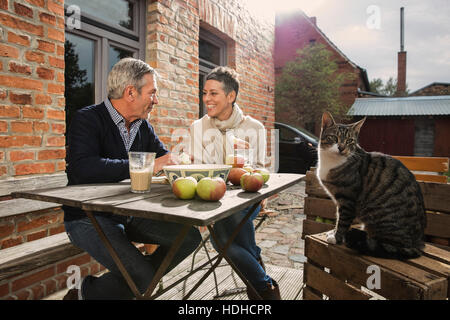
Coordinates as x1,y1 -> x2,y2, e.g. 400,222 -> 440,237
63,58 -> 201,300
189,66 -> 280,299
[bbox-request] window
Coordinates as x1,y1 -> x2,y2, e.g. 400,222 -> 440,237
64,0 -> 145,128
198,29 -> 227,118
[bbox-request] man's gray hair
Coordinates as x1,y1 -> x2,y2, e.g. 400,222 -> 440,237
107,58 -> 158,99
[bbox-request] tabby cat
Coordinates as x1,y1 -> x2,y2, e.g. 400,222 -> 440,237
317,111 -> 426,259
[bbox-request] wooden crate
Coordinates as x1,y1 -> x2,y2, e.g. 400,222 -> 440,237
302,159 -> 450,300
304,232 -> 450,300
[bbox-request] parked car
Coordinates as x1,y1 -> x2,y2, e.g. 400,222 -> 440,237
275,122 -> 318,174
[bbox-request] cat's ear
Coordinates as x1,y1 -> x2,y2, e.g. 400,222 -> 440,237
322,111 -> 335,129
352,117 -> 366,134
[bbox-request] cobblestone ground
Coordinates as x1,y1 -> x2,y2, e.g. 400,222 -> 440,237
257,180 -> 306,270
201,180 -> 307,270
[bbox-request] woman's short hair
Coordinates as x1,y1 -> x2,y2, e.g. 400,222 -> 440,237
107,58 -> 158,99
206,66 -> 239,104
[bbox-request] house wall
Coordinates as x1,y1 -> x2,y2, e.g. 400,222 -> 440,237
147,0 -> 275,152
410,83 -> 450,96
0,0 -> 66,184
274,10 -> 364,133
0,0 -> 275,190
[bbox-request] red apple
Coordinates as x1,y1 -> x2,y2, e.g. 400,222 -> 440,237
240,172 -> 264,192
196,177 -> 227,201
172,176 -> 197,200
227,167 -> 248,186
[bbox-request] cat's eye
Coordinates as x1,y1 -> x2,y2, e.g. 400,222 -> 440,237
326,136 -> 336,143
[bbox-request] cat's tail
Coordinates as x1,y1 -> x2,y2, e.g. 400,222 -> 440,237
344,229 -> 423,260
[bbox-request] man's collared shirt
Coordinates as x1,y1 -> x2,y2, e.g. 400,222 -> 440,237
104,99 -> 142,152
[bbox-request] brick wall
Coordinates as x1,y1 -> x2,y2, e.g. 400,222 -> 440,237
0,0 -> 66,181
410,83 -> 450,96
146,0 -> 275,154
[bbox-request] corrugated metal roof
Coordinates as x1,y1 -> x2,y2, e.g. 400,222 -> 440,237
347,95 -> 450,116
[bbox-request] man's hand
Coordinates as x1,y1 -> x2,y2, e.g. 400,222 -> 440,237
153,153 -> 177,174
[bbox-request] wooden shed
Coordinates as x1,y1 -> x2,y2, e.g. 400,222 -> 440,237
347,96 -> 450,157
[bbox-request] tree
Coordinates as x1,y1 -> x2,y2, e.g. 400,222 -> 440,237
275,43 -> 354,130
369,77 -> 409,96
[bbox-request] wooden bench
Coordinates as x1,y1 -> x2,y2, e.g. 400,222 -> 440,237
302,158 -> 450,300
392,156 -> 449,183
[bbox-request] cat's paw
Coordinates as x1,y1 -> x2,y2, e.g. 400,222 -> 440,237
326,230 -> 337,244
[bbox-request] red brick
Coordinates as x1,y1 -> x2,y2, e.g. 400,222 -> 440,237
35,94 -> 52,105
11,121 -> 33,133
8,61 -> 32,75
0,90 -> 6,100
30,283 -> 45,300
46,136 -> 65,147
0,221 -> 15,239
0,75 -> 43,91
0,282 -> 9,298
1,236 -> 23,249
39,12 -> 56,25
7,31 -> 31,46
25,0 -> 44,7
9,92 -> 32,104
0,105 -> 20,117
22,106 -> 44,119
36,66 -> 54,80
51,123 -> 65,134
37,149 -> 65,160
0,43 -> 19,58
33,121 -> 50,132
47,83 -> 64,94
0,12 -> 44,36
49,225 -> 65,235
0,121 -> 6,132
47,0 -> 64,16
12,289 -> 32,300
9,150 -> 34,162
37,39 -> 55,53
0,135 -> 41,148
43,279 -> 57,296
14,2 -> 33,18
25,50 -> 45,63
56,160 -> 65,171
48,56 -> 64,69
0,0 -> 7,10
46,109 -> 64,120
56,72 -> 64,82
47,27 -> 64,42
11,267 -> 55,292
26,230 -> 47,242
15,162 -> 56,176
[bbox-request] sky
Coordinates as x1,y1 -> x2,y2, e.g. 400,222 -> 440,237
246,0 -> 450,93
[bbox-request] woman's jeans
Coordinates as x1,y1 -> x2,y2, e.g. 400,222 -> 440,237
211,205 -> 272,292
64,214 -> 202,300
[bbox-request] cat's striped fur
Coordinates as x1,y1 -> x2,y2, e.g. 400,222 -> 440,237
317,112 -> 426,259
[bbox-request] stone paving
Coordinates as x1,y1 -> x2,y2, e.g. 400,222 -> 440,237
257,180 -> 307,270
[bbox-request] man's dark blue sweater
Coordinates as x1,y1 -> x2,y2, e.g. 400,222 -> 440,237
63,102 -> 168,222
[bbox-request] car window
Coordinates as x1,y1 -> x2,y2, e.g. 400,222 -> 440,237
279,126 -> 301,142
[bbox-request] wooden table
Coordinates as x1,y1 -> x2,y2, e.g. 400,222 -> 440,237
12,173 -> 304,300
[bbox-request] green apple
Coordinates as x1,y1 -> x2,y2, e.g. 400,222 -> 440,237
172,176 -> 197,200
254,168 -> 270,183
196,177 -> 227,201
325,219 -> 335,225
315,216 -> 325,223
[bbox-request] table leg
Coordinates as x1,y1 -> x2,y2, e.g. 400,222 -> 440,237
184,202 -> 262,300
85,211 -> 141,298
142,224 -> 191,299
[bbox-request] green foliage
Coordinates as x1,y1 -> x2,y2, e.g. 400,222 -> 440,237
369,76 -> 410,96
275,43 -> 354,126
